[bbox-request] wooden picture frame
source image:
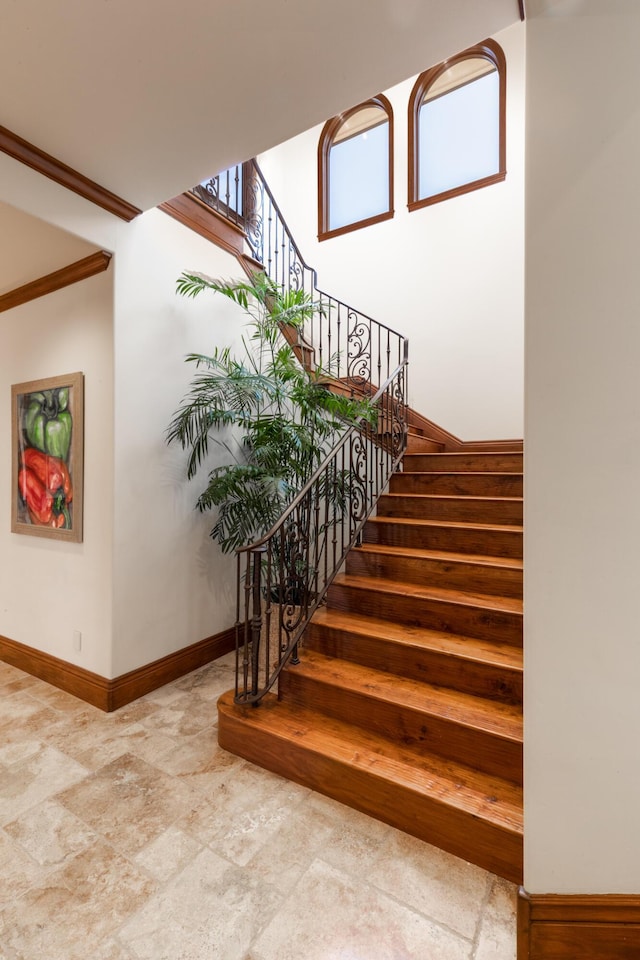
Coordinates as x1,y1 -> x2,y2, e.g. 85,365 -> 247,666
11,372 -> 84,542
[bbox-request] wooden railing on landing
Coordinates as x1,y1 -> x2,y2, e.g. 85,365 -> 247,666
193,160 -> 409,705
193,160 -> 407,395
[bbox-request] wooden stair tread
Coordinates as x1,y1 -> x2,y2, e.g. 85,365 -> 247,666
309,606 -> 523,671
353,542 -> 523,571
367,516 -> 523,533
332,573 -> 523,614
381,493 -> 523,504
290,650 -> 522,741
218,690 -> 523,834
400,471 -> 523,477
404,451 -> 523,459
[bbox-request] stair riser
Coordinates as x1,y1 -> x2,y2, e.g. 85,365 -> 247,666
304,623 -> 523,704
327,583 -> 523,645
346,549 -> 523,599
390,473 -> 523,497
405,436 -> 445,453
377,495 -> 523,525
364,519 -> 523,558
280,668 -> 522,784
218,699 -> 523,884
404,453 -> 523,473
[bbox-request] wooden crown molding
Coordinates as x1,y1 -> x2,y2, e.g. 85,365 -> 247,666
159,192 -> 246,257
518,888 -> 640,959
0,250 -> 112,314
0,628 -> 235,712
0,125 -> 142,221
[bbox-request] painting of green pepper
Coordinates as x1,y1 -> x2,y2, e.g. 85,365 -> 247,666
11,372 -> 84,542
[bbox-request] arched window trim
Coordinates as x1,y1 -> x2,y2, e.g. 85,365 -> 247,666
408,39 -> 506,212
318,94 -> 394,242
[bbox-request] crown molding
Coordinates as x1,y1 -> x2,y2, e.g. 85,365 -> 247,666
0,250 -> 112,314
0,125 -> 142,221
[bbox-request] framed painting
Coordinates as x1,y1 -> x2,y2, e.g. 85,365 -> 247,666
11,372 -> 84,542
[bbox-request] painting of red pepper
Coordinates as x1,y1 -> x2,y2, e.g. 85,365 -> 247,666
11,372 -> 84,542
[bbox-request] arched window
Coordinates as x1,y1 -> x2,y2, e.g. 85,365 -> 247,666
408,39 -> 506,210
318,95 -> 394,241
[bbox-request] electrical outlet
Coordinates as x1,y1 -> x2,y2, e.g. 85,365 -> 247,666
73,630 -> 82,652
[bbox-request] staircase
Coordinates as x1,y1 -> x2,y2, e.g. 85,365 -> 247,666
218,434 -> 523,884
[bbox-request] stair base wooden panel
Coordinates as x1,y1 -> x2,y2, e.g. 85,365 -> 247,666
218,690 -> 523,884
217,443 -> 524,885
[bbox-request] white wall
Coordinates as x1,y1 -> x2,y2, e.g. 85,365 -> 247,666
259,21 -> 525,441
0,204 -> 114,676
111,209 -> 247,676
0,177 -> 248,679
525,0 -> 640,893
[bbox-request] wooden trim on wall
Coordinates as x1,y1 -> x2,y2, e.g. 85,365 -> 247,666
0,125 -> 141,221
518,889 -> 640,960
108,628 -> 235,711
406,405 -> 523,452
160,193 -> 246,257
0,250 -> 112,314
518,0 -> 526,21
0,628 -> 235,712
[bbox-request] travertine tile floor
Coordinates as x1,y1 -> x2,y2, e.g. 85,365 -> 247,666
0,654 -> 517,960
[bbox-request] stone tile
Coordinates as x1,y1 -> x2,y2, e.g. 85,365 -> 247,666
0,828 -> 47,905
41,706 -> 160,767
474,877 -> 517,960
244,792 -> 337,893
181,762 -> 308,866
0,658 -> 516,960
138,697 -> 217,739
73,722 -> 176,772
140,684 -> 188,707
0,671 -> 42,696
154,728 -> 245,793
25,683 -> 89,715
0,693 -> 61,744
247,859 -> 472,960
0,744 -> 89,826
4,798 -> 97,866
109,700 -> 162,726
40,707 -> 123,759
172,663 -> 236,702
56,753 -> 200,857
119,847 -> 281,960
134,824 -> 203,883
310,791 -> 489,939
1,839 -> 156,960
0,738 -> 42,767
92,940 -> 135,960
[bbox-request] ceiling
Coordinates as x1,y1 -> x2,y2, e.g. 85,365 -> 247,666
0,1 -> 520,212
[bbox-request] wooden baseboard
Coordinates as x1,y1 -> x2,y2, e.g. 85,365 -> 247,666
406,407 -> 523,452
0,628 -> 235,712
518,888 -> 640,959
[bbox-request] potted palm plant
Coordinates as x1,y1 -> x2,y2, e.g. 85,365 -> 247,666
167,270 -> 373,559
